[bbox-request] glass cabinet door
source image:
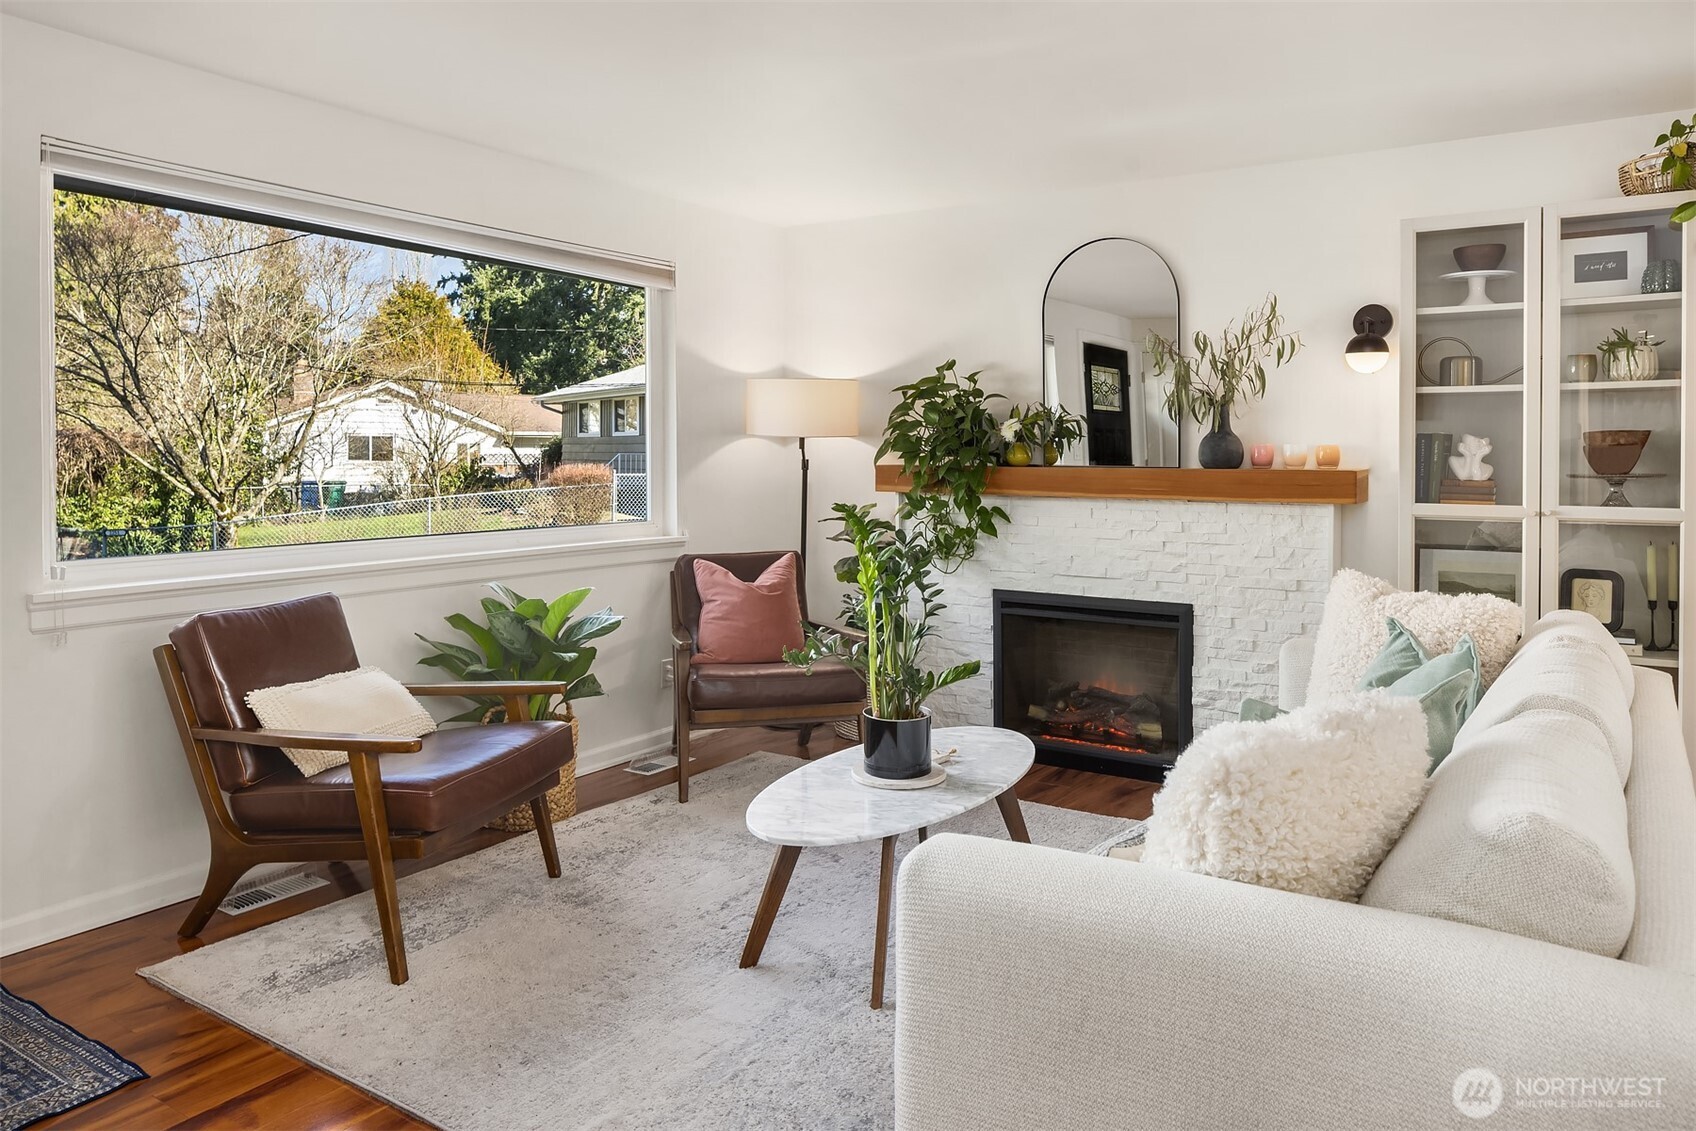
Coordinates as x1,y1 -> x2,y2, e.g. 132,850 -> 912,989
1402,211 -> 1540,612
1545,205 -> 1686,517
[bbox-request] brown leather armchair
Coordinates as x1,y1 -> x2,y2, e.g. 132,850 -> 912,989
155,593 -> 573,984
671,551 -> 866,802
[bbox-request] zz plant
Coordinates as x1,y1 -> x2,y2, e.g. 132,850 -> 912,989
879,359 -> 1009,569
785,503 -> 979,720
417,582 -> 623,723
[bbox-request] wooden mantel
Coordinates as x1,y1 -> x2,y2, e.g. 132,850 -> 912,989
873,463 -> 1368,505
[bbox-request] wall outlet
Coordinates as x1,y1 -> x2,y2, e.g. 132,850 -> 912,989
660,658 -> 674,687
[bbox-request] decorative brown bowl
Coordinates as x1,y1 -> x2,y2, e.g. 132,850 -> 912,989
1583,430 -> 1651,476
1453,243 -> 1507,271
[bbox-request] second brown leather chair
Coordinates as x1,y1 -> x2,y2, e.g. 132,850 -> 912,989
671,551 -> 866,801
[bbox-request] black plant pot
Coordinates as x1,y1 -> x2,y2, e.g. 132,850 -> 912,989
1198,405 -> 1244,469
861,708 -> 933,780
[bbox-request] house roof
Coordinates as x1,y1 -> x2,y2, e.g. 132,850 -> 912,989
273,380 -> 558,437
533,366 -> 647,406
441,391 -> 560,434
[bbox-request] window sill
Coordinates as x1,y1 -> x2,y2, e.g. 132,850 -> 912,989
28,529 -> 688,634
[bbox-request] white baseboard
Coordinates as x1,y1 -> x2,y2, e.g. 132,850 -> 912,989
574,725 -> 673,776
0,728 -> 676,956
1,862 -> 209,957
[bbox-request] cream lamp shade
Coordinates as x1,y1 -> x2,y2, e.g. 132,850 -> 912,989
745,378 -> 860,438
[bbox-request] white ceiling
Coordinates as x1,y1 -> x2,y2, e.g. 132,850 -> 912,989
6,1 -> 1693,227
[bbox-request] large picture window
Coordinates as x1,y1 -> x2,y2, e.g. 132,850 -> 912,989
52,177 -> 654,561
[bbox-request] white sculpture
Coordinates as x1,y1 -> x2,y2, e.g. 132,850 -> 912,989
1448,434 -> 1493,482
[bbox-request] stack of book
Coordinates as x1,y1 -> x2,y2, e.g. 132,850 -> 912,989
1439,478 -> 1497,505
1614,631 -> 1642,658
1414,432 -> 1453,503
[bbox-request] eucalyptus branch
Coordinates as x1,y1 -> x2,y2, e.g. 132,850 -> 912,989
1147,294 -> 1302,426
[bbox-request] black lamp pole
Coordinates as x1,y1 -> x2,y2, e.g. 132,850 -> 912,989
798,434 -> 811,564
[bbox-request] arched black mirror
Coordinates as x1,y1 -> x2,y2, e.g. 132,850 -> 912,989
1042,238 -> 1180,467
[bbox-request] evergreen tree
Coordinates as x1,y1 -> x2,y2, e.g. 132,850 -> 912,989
447,262 -> 645,395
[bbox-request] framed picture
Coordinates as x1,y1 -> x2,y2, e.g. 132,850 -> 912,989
1088,363 -> 1123,411
1560,230 -> 1650,298
1417,548 -> 1521,603
1560,568 -> 1625,633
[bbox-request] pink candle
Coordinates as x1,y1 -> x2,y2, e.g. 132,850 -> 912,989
1250,444 -> 1275,468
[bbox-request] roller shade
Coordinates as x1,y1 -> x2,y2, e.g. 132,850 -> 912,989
43,138 -> 676,290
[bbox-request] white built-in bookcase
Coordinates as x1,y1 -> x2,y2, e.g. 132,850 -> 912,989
1399,195 -> 1695,750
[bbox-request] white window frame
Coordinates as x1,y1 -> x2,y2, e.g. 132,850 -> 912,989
576,402 -> 601,438
35,142 -> 679,612
611,397 -> 642,437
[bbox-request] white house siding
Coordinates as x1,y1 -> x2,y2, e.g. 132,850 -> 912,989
289,392 -> 545,492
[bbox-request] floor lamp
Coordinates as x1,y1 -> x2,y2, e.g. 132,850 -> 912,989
745,378 -> 860,562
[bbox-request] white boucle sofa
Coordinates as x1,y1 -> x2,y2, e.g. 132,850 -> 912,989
893,613 -> 1696,1130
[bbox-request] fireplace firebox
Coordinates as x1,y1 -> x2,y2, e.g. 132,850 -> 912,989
992,589 -> 1193,775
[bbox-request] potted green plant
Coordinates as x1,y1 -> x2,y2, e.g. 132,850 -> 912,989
786,504 -> 980,779
1598,327 -> 1664,382
879,360 -> 1009,568
1651,117 -> 1696,225
1001,402 -> 1085,466
1146,295 -> 1303,469
417,582 -> 622,827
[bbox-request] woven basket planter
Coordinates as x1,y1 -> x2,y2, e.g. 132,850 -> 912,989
484,705 -> 580,832
1619,151 -> 1683,196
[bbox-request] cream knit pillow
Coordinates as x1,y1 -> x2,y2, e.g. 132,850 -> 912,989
1362,707 -> 1635,957
1305,569 -> 1522,703
245,667 -> 436,777
1139,691 -> 1430,901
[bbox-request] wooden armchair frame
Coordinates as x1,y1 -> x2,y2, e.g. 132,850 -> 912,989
670,556 -> 867,802
156,643 -> 568,985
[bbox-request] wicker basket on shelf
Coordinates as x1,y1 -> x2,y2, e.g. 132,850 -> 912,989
485,704 -> 580,831
1619,151 -> 1681,196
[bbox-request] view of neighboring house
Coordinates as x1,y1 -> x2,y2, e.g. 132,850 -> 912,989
272,379 -> 560,492
534,365 -> 646,464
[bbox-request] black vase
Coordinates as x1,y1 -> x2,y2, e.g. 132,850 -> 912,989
861,708 -> 933,779
1198,405 -> 1244,469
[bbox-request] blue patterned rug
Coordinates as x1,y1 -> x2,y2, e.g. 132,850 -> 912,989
1,987 -> 146,1129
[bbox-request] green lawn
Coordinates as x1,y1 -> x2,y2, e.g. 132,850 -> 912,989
234,507 -> 613,548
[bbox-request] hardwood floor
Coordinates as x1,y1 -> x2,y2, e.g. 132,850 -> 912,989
4,728 -> 1156,1129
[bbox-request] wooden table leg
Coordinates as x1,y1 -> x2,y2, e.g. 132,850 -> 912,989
996,787 -> 1032,844
870,834 -> 896,1009
917,827 -> 927,843
740,845 -> 801,968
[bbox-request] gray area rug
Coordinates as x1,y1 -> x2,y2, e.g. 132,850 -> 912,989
141,752 -> 1134,1130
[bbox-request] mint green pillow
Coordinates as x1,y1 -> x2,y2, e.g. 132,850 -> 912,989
1356,617 -> 1481,770
1239,697 -> 1285,722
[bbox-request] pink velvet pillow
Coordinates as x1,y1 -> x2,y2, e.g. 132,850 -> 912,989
691,556 -> 806,665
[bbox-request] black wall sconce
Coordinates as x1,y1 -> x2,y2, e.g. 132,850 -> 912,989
1345,305 -> 1393,373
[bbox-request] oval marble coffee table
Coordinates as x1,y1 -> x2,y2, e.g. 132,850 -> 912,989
741,726 -> 1035,1009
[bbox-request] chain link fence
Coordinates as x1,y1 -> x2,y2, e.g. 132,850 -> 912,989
58,478 -> 649,560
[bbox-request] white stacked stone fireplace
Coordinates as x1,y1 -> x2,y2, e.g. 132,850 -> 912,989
923,495 -> 1339,768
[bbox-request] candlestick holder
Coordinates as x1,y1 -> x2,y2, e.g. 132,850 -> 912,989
1645,599 -> 1666,651
1669,599 -> 1679,653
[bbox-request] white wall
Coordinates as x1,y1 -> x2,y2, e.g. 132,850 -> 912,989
0,18 -> 793,952
783,112 -> 1675,592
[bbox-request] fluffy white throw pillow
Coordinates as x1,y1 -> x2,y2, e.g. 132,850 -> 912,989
1140,692 -> 1430,901
1305,569 -> 1521,703
245,667 -> 436,777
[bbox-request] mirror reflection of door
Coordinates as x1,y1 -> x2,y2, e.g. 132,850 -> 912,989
1083,342 -> 1132,465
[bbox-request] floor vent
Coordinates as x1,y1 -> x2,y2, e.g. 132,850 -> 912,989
218,868 -> 330,916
